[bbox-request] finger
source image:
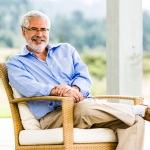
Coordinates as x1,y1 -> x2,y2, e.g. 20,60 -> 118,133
54,85 -> 58,95
56,84 -> 64,95
74,91 -> 83,102
60,85 -> 71,96
63,87 -> 71,94
68,89 -> 80,102
78,92 -> 83,101
73,94 -> 80,103
72,89 -> 83,101
73,97 -> 76,103
57,85 -> 65,96
59,87 -> 67,97
77,94 -> 82,102
55,85 -> 60,95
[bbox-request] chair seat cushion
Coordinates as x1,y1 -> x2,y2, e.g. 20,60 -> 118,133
19,127 -> 118,145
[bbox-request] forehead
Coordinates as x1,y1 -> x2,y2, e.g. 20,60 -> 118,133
28,18 -> 47,28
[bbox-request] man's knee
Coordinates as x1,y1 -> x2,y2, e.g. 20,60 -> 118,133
74,100 -> 93,117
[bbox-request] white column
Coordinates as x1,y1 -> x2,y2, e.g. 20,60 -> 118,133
106,0 -> 143,104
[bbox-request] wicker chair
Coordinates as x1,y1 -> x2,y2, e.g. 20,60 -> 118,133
0,62 -> 144,150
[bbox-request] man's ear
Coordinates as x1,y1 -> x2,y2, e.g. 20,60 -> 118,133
22,27 -> 26,38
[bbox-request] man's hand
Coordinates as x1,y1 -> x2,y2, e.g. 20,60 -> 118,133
54,84 -> 72,97
63,87 -> 83,103
50,84 -> 83,103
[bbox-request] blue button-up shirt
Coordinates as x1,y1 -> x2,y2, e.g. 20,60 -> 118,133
6,43 -> 92,119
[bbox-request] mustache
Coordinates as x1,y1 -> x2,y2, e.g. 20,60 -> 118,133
31,36 -> 46,41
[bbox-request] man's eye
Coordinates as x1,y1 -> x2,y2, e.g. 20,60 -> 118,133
41,28 -> 47,31
31,28 -> 37,31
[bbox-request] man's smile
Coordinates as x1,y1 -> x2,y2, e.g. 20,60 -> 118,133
31,36 -> 46,42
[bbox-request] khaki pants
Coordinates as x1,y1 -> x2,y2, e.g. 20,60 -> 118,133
40,98 -> 145,150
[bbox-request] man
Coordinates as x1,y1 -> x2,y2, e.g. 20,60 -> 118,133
6,11 -> 150,150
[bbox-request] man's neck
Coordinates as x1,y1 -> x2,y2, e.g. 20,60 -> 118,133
27,46 -> 48,62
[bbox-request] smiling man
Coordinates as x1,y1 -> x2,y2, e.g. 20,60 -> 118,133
22,17 -> 50,61
6,11 -> 150,150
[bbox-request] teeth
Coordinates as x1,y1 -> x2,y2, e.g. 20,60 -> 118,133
32,37 -> 45,41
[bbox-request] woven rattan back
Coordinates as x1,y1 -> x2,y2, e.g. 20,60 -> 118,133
0,62 -> 13,101
0,62 -> 24,149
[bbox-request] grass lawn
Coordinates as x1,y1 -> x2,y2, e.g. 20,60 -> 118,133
0,105 -> 12,118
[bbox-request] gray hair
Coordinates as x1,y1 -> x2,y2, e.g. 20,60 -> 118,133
20,11 -> 51,29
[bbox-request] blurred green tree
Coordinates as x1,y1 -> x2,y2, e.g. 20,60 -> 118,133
72,11 -> 84,24
58,34 -> 64,43
0,0 -> 30,48
82,53 -> 106,79
0,2 -> 150,54
50,11 -> 106,53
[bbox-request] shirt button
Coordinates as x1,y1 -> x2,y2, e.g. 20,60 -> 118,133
51,66 -> 52,67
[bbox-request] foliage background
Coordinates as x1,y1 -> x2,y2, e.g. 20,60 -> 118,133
0,0 -> 150,52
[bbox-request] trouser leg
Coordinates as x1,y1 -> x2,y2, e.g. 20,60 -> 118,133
73,98 -> 135,128
91,115 -> 145,150
73,99 -> 145,150
40,106 -> 63,129
40,98 -> 145,150
116,115 -> 145,150
40,98 -> 135,129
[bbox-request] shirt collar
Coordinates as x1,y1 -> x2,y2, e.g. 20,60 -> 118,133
20,44 -> 61,56
19,45 -> 30,56
47,43 -> 61,51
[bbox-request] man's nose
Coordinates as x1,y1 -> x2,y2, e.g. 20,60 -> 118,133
36,30 -> 43,36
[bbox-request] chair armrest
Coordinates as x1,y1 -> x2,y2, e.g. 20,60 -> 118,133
92,95 -> 144,105
9,96 -> 72,103
10,96 -> 74,146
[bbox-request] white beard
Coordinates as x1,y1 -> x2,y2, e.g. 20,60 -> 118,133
26,34 -> 49,53
27,41 -> 47,53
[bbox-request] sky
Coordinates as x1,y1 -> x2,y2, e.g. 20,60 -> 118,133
143,0 -> 150,11
42,0 -> 150,11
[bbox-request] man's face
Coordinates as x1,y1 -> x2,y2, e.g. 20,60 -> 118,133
22,18 -> 49,53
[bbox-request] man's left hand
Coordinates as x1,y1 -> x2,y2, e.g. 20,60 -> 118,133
63,86 -> 83,103
55,84 -> 71,97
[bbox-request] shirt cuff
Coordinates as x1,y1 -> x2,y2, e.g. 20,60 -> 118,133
70,79 -> 91,97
